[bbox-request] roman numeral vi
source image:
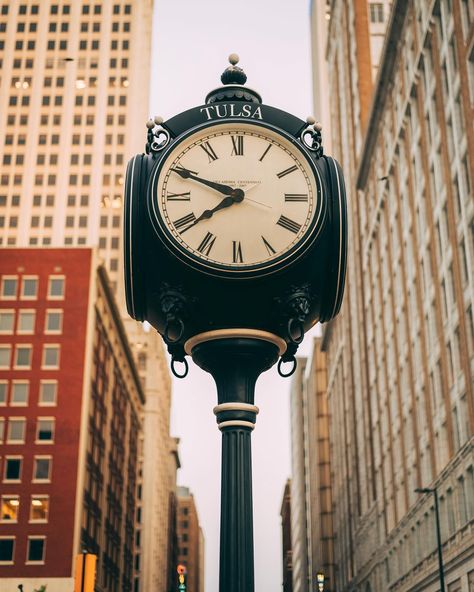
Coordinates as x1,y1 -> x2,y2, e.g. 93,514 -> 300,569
232,241 -> 244,263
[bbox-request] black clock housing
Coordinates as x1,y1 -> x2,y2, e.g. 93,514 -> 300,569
124,73 -> 347,371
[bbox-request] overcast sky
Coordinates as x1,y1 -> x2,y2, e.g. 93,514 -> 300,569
150,1 -> 314,590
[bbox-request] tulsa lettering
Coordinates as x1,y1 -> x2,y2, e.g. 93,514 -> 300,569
200,103 -> 263,121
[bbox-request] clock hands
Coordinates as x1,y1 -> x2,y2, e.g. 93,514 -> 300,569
171,167 -> 271,210
180,191 -> 244,233
171,167 -> 235,196
191,196 -> 234,227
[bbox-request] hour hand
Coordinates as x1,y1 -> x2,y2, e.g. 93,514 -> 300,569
186,196 -> 234,230
170,167 -> 235,196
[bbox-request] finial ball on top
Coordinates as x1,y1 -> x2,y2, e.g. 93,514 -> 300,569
146,119 -> 155,129
315,121 -> 323,132
306,116 -> 316,125
154,116 -> 164,125
229,53 -> 240,65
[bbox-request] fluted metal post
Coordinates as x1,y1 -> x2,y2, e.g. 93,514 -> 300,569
192,337 -> 280,592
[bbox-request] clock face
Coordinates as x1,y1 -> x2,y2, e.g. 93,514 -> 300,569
149,121 -> 324,275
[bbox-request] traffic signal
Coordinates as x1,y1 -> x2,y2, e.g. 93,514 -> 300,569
177,564 -> 187,591
74,552 -> 97,592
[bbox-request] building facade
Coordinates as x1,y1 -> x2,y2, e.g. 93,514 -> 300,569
312,0 -> 474,591
0,248 -> 144,592
0,1 -> 177,589
290,358 -> 310,592
280,479 -> 293,592
290,342 -> 335,592
176,486 -> 204,592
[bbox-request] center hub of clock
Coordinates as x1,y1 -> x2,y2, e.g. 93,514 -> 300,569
230,188 -> 244,202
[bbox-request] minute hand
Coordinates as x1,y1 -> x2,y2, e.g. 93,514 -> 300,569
171,168 -> 235,196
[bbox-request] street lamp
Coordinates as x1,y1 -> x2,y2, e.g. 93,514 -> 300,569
316,572 -> 325,592
414,487 -> 446,592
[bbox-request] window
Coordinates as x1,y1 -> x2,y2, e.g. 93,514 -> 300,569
4,458 -> 22,481
48,276 -> 65,299
17,310 -> 35,334
468,569 -> 474,591
8,418 -> 26,443
447,579 -> 461,592
26,537 -> 45,563
33,457 -> 52,481
0,417 -> 4,440
0,381 -> 7,405
458,476 -> 468,525
45,310 -> 63,334
42,345 -> 60,368
29,496 -> 49,522
1,277 -> 18,299
0,346 -> 12,368
14,345 -> 32,368
11,381 -> 29,406
369,2 -> 384,22
1,496 -> 20,522
36,418 -> 54,442
39,381 -> 57,406
0,538 -> 15,563
0,311 -> 14,333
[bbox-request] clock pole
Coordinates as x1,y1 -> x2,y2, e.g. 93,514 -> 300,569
188,332 -> 283,592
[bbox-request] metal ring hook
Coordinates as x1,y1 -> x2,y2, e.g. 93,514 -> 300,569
278,356 -> 297,378
164,317 -> 185,343
287,318 -> 304,344
171,356 -> 188,379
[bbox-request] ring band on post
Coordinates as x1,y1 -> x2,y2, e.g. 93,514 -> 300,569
217,420 -> 257,431
213,402 -> 259,415
184,328 -> 287,356
214,402 -> 260,431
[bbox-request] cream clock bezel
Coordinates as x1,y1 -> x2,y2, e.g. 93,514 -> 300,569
148,119 -> 326,278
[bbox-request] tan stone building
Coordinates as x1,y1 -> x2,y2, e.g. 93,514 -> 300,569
289,358 -> 310,592
176,486 -> 204,592
280,479 -> 293,592
0,1 -> 177,591
308,0 -> 474,591
290,342 -> 335,592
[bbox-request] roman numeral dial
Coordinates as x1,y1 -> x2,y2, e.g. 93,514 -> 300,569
155,123 -> 320,272
197,231 -> 216,255
231,135 -> 244,156
200,141 -> 218,163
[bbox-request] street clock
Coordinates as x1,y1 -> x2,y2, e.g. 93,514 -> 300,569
124,55 -> 347,377
124,54 -> 348,592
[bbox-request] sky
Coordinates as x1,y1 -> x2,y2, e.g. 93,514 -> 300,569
150,1 -> 315,590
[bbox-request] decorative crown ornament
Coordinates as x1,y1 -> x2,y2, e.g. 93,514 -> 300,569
220,53 -> 247,85
206,54 -> 262,104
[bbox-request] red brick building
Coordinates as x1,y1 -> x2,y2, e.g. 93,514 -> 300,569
0,248 -> 144,592
176,486 -> 204,592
